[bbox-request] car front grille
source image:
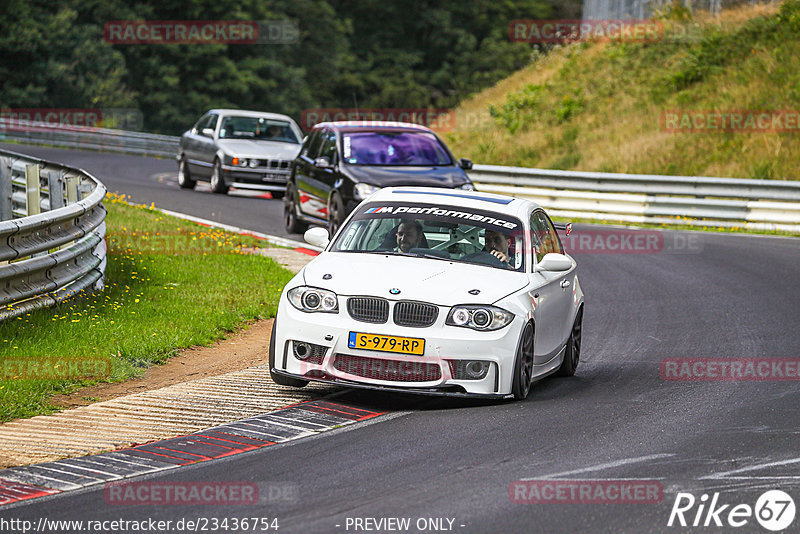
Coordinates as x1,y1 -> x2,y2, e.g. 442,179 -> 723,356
347,298 -> 389,323
393,301 -> 438,327
267,160 -> 291,170
333,354 -> 441,382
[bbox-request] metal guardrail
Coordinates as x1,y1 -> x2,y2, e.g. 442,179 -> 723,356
0,118 -> 178,158
2,120 -> 799,231
469,164 -> 800,232
0,148 -> 107,322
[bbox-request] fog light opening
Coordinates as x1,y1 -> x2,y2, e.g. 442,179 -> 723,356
465,361 -> 490,379
294,341 -> 311,360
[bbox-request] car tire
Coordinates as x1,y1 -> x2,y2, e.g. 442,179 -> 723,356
284,183 -> 308,234
269,319 -> 309,388
511,322 -> 535,400
177,157 -> 196,189
210,159 -> 229,194
328,192 -> 344,239
556,307 -> 583,377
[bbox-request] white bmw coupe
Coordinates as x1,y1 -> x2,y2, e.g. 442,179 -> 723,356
270,187 -> 584,400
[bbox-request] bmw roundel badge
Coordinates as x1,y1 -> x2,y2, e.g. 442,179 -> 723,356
389,288 -> 401,295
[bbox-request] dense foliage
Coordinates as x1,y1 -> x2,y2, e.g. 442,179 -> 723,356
0,0 -> 581,134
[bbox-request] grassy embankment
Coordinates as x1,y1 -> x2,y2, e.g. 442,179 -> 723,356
446,2 -> 800,181
0,194 -> 292,422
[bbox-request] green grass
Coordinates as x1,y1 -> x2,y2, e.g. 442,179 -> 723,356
445,1 -> 800,181
0,193 -> 293,422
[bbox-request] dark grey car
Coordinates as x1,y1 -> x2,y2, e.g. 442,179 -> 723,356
177,109 -> 303,198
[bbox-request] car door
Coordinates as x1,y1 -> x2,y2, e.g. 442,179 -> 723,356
195,113 -> 219,177
296,128 -> 335,220
528,210 -> 576,364
313,128 -> 339,214
183,114 -> 210,175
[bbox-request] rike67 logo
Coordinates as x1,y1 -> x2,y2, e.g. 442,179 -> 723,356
668,490 -> 795,531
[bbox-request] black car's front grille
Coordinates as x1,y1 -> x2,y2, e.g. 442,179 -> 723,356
347,297 -> 389,323
393,301 -> 438,327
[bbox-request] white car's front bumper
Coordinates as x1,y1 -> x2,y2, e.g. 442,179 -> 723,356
272,294 -> 525,398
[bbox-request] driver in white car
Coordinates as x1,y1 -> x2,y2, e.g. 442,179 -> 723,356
395,219 -> 424,254
484,229 -> 511,266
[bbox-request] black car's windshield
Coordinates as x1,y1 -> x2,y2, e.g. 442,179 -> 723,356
341,131 -> 452,166
331,202 -> 525,271
219,116 -> 299,143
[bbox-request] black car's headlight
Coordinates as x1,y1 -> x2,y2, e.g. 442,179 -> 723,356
354,183 -> 380,200
287,286 -> 339,313
446,305 -> 513,331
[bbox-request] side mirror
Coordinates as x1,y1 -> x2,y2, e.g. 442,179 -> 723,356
304,227 -> 330,249
201,128 -> 215,138
534,253 -> 572,273
314,156 -> 332,169
458,158 -> 473,170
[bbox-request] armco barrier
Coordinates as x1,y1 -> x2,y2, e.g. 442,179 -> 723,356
0,149 -> 107,322
0,117 -> 177,158
468,164 -> 800,232
2,120 -> 799,231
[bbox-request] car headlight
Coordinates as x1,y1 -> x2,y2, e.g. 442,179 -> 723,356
458,183 -> 475,191
231,157 -> 249,167
287,286 -> 339,313
354,183 -> 380,200
248,159 -> 260,168
446,305 -> 513,331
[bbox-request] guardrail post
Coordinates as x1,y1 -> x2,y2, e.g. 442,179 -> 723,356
0,156 -> 11,221
48,169 -> 65,211
65,175 -> 79,205
25,163 -> 41,217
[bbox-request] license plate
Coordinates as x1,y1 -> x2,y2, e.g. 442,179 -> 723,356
348,332 -> 425,355
262,173 -> 283,181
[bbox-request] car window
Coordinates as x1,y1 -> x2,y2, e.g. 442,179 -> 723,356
203,114 -> 218,133
332,202 -> 525,271
341,131 -> 452,166
531,210 -> 553,263
193,114 -> 210,132
303,129 -> 323,159
218,116 -> 299,143
543,212 -> 563,254
318,129 -> 338,163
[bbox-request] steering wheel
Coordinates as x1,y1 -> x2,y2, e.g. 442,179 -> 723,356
461,251 -> 509,269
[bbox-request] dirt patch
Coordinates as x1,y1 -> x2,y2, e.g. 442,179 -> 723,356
50,319 -> 274,409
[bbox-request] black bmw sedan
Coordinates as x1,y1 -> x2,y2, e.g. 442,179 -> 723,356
284,121 -> 474,236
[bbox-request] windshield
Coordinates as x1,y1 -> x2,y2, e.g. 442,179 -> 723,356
331,202 -> 525,271
342,131 -> 452,166
218,116 -> 299,143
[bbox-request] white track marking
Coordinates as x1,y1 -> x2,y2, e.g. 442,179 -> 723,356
521,453 -> 675,480
700,457 -> 800,480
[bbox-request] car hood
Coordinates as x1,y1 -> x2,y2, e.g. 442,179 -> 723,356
217,140 -> 300,159
341,164 -> 470,188
302,252 -> 527,306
